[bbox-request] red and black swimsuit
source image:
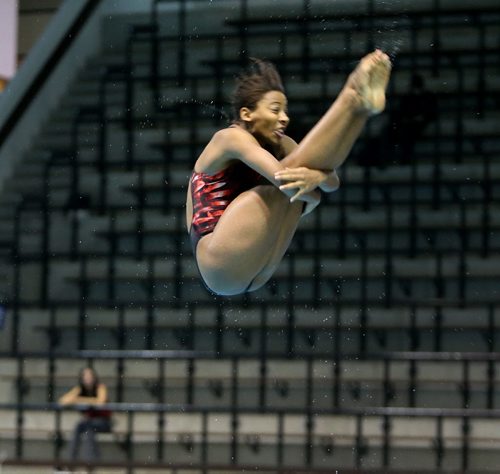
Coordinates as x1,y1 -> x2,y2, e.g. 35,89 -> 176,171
189,161 -> 263,253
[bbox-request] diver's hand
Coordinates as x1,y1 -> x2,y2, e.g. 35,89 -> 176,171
275,167 -> 328,202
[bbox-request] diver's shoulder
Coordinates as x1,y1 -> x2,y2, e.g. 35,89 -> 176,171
213,125 -> 251,141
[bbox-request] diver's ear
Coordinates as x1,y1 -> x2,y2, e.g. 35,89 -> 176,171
239,107 -> 253,124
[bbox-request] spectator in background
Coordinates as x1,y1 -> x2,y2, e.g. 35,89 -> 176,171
58,367 -> 112,464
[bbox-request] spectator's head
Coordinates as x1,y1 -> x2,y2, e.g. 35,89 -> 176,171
79,367 -> 99,395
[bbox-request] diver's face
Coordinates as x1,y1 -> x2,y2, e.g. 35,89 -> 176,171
242,91 -> 289,145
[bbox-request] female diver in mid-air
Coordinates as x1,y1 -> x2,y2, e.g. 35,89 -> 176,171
186,50 -> 392,296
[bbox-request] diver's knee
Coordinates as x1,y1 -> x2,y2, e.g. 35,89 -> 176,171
203,275 -> 249,296
196,252 -> 247,296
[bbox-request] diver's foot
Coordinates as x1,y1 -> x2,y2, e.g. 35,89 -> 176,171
346,49 -> 392,115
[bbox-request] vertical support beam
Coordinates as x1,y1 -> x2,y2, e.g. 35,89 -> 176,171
304,356 -> 314,466
333,303 -> 341,408
48,349 -> 56,403
458,200 -> 467,306
151,0 -> 160,111
201,411 -> 208,471
481,152 -> 491,258
461,363 -> 470,470
431,0 -> 441,77
238,0 -> 248,64
384,193 -> 394,307
409,157 -> 418,258
177,0 -> 187,86
41,160 -> 53,308
54,407 -> 63,461
124,42 -> 134,170
108,209 -> 117,304
277,412 -> 284,467
433,305 -> 442,353
156,409 -> 165,462
300,0 -> 311,81
454,63 -> 464,163
434,416 -> 444,469
359,236 -> 368,355
259,305 -> 268,409
216,300 -> 224,356
145,256 -> 155,350
382,414 -> 391,468
77,257 -> 88,350
486,305 -> 495,409
408,358 -> 417,408
15,355 -> 25,458
126,410 -> 134,471
187,355 -> 195,406
476,21 -> 485,118
354,414 -> 365,468
286,303 -> 296,358
461,416 -> 470,471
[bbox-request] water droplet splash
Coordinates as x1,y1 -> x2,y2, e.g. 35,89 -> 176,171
162,96 -> 230,122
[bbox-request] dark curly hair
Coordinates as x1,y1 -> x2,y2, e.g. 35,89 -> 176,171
231,58 -> 286,122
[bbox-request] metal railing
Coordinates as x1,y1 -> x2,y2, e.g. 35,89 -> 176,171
2,394 -> 500,471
